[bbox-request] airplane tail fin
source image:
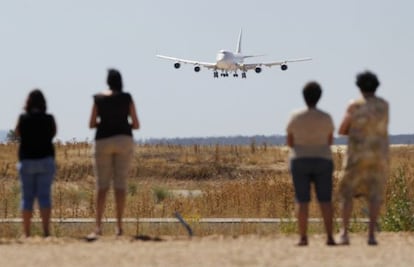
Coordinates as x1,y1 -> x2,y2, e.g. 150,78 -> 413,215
236,29 -> 263,59
236,29 -> 242,54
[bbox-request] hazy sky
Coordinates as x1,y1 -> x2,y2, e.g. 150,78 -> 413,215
1,1 -> 413,141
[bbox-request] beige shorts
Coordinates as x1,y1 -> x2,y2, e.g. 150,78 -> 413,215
93,135 -> 134,190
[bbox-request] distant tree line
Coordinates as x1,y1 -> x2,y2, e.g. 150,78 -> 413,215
138,134 -> 414,146
2,129 -> 414,145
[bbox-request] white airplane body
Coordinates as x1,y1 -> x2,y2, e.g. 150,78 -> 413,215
156,30 -> 311,78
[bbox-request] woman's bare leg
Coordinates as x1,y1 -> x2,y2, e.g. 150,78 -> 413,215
319,202 -> 335,245
340,199 -> 353,244
114,189 -> 126,235
368,200 -> 381,245
95,188 -> 109,234
22,210 -> 32,237
296,202 -> 309,245
39,208 -> 51,237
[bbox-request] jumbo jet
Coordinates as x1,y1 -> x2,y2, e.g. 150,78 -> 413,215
156,30 -> 311,78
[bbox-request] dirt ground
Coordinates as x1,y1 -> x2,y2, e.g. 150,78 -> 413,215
1,232 -> 414,267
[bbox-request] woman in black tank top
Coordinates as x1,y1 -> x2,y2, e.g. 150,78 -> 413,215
87,69 -> 140,240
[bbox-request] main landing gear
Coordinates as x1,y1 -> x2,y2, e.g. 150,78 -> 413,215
213,71 -> 247,78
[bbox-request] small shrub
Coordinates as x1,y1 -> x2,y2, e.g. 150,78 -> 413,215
152,186 -> 170,203
128,183 -> 138,196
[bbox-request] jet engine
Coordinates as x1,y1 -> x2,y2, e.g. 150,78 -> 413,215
194,66 -> 201,72
255,67 -> 262,73
174,62 -> 181,69
281,64 -> 288,71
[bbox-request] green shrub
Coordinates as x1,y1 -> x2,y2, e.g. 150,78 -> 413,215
152,186 -> 170,203
382,166 -> 414,231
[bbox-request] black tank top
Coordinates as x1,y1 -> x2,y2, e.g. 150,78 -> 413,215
17,112 -> 56,160
94,92 -> 133,140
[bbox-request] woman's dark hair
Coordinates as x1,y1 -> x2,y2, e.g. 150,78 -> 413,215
303,81 -> 322,107
107,69 -> 123,92
25,89 -> 47,113
356,71 -> 379,93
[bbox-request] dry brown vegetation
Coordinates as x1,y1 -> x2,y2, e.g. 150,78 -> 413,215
0,142 -> 413,237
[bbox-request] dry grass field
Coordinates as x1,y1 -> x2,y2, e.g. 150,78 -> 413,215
0,142 -> 413,238
1,142 -> 414,267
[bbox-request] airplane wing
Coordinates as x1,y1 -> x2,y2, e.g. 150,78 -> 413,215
241,57 -> 312,70
156,55 -> 217,69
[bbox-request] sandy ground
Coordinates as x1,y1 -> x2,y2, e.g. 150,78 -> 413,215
1,233 -> 414,267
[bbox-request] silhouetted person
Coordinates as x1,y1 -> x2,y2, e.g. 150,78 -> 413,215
286,82 -> 335,246
338,71 -> 389,246
15,89 -> 57,237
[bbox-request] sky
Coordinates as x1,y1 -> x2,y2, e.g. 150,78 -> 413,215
1,0 -> 413,141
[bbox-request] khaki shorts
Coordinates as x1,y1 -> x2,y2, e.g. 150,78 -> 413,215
93,135 -> 134,190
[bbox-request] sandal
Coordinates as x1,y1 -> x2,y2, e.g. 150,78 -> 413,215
115,228 -> 123,237
85,229 -> 102,242
296,236 -> 308,246
338,235 -> 350,245
326,236 -> 336,246
368,237 -> 378,246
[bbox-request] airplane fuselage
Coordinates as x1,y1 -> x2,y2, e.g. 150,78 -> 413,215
215,50 -> 243,71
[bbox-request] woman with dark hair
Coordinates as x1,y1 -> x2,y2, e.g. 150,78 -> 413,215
286,81 -> 335,246
88,69 -> 140,239
338,71 -> 389,246
15,89 -> 57,237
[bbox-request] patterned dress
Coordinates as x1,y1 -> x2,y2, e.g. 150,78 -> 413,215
339,96 -> 389,202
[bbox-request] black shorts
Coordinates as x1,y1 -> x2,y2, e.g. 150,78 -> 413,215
290,158 -> 333,203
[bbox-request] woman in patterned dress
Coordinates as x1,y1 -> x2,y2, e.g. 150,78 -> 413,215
338,71 -> 389,245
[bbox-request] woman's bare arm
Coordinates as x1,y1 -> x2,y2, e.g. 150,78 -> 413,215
129,102 -> 140,130
338,105 -> 353,136
286,132 -> 294,147
89,104 -> 98,129
328,132 -> 333,145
